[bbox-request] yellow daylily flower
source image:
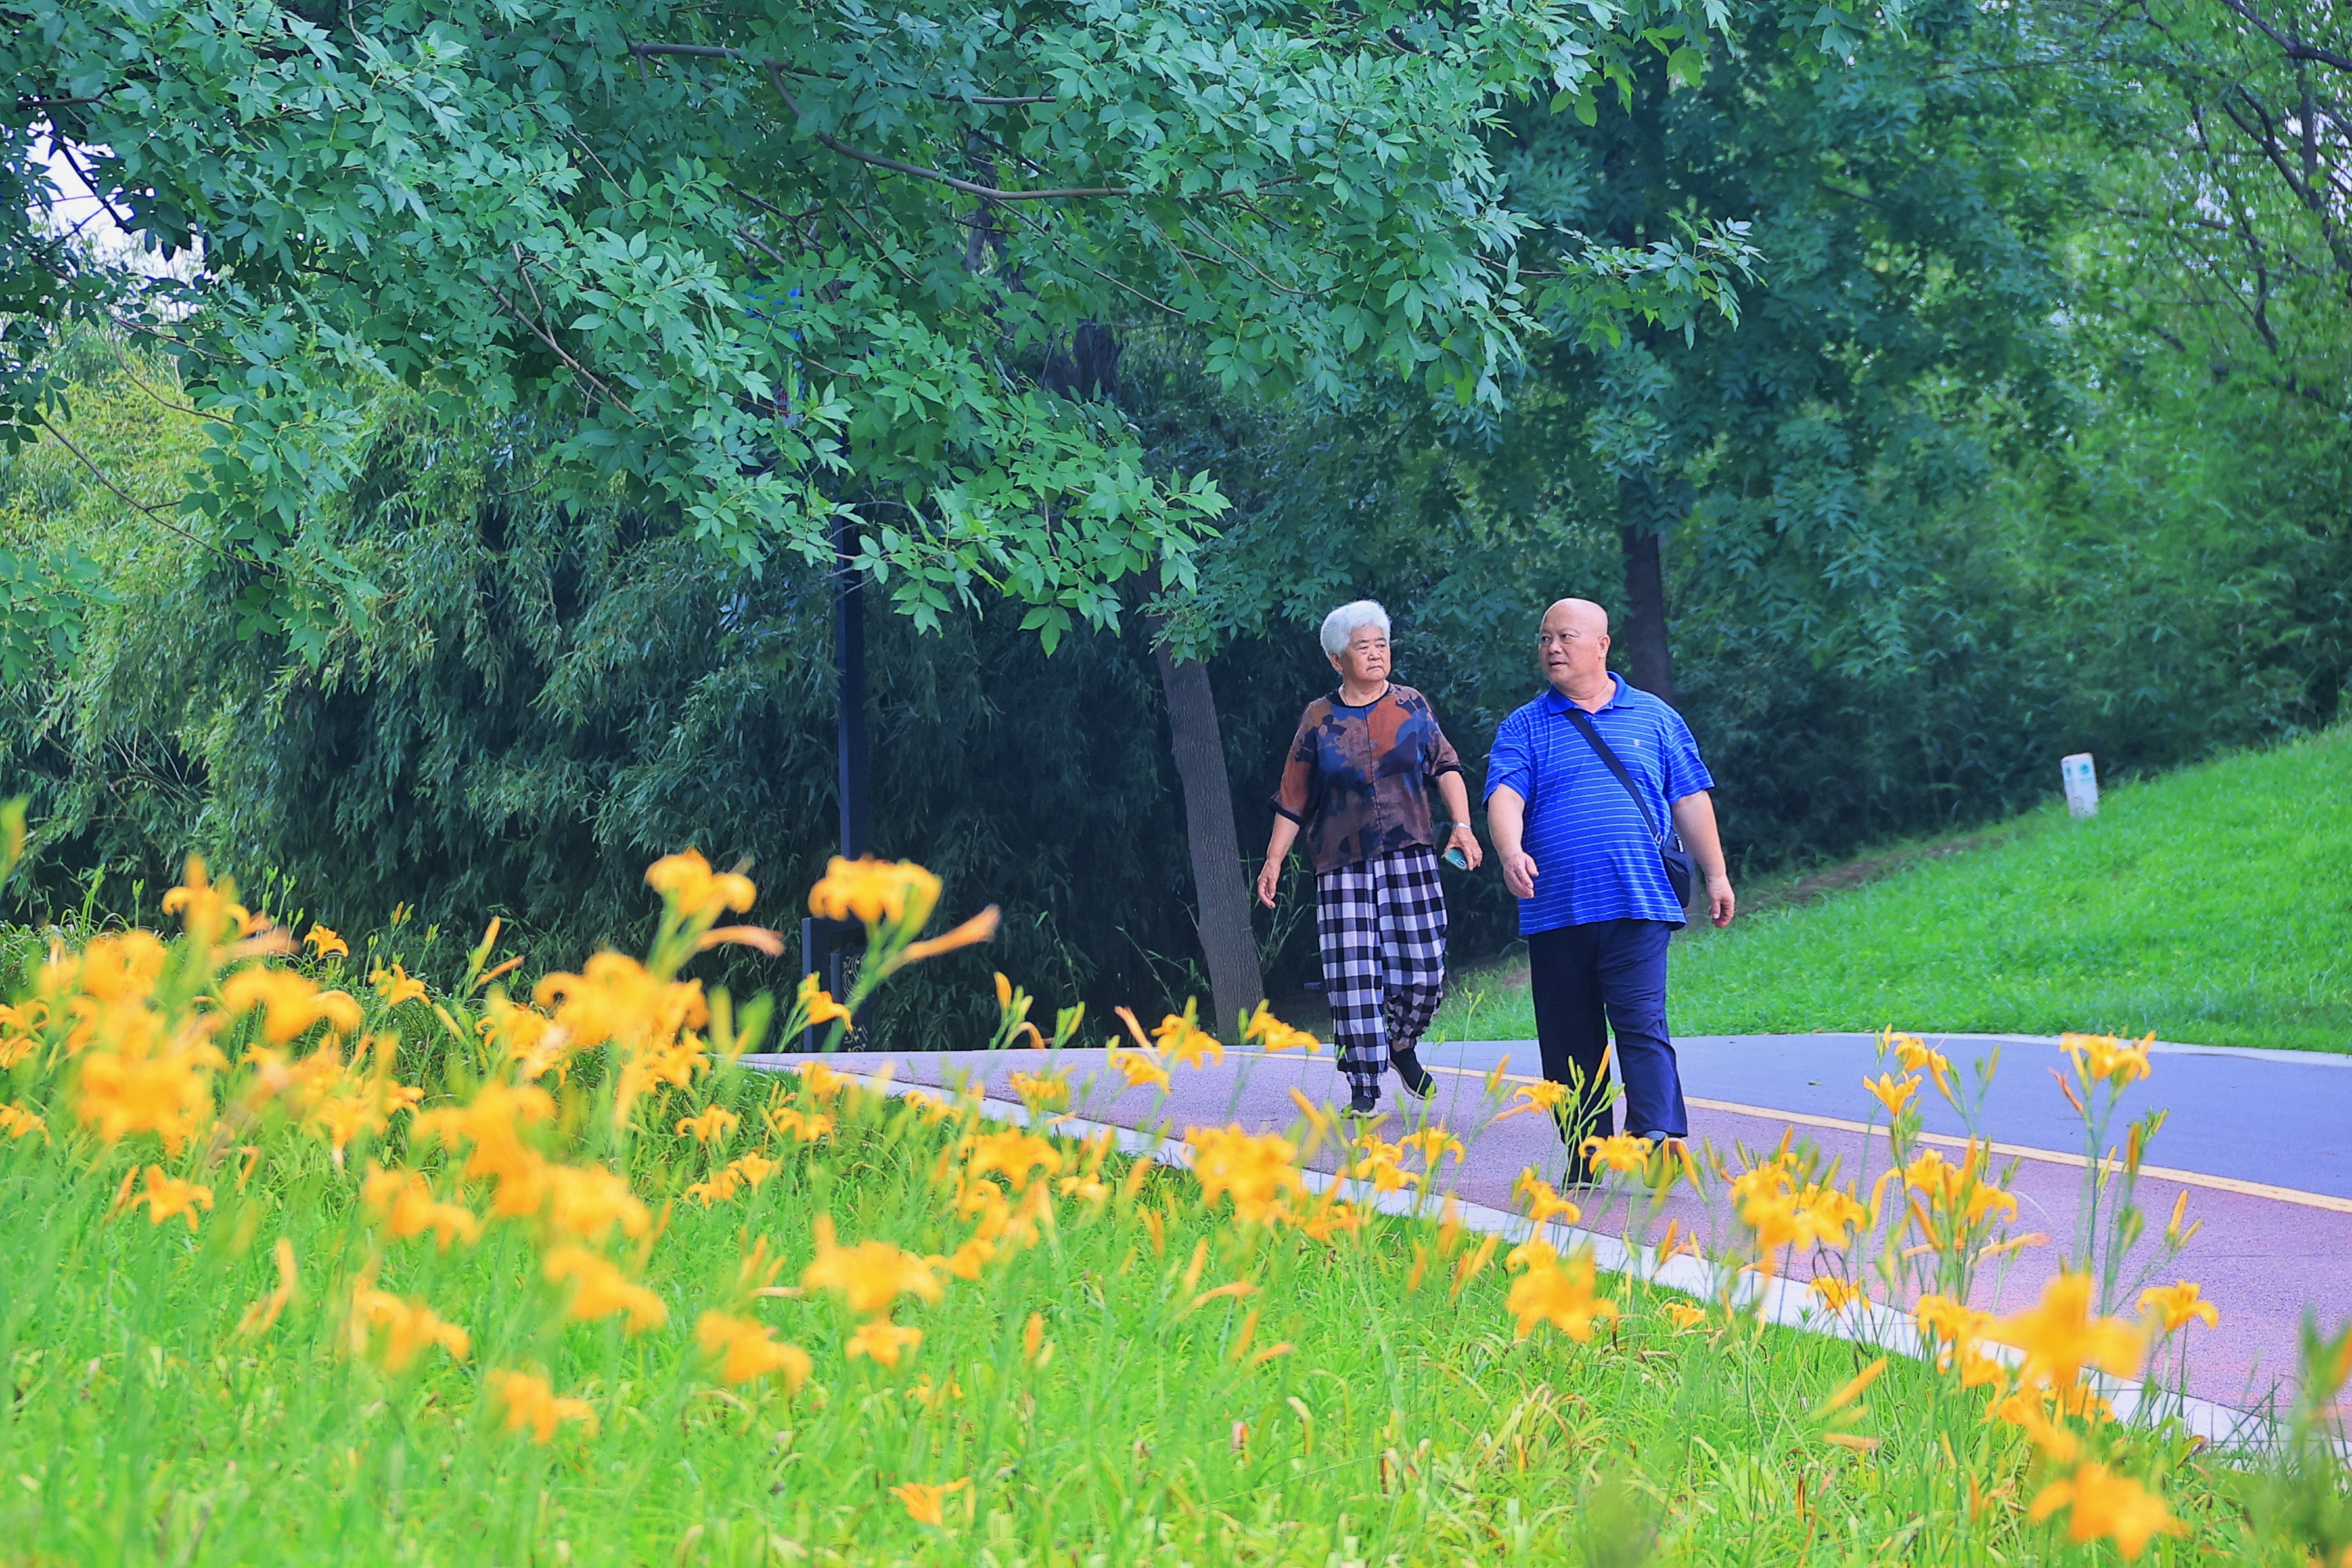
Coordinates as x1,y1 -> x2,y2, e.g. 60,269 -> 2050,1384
2029,1463 -> 2184,1560
2137,1280 -> 2219,1335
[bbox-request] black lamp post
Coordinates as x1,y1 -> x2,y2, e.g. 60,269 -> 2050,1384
801,507 -> 867,1048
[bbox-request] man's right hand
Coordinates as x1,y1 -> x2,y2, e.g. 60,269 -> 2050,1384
1500,848 -> 1539,900
1255,858 -> 1282,908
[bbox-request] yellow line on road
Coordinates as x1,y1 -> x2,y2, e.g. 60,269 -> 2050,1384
1418,1061 -> 2352,1216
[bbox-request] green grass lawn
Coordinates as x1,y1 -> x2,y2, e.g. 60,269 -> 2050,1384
1434,727 -> 2351,1054
2,1061 -> 2291,1568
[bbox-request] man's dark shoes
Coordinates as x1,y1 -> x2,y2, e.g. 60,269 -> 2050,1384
1391,1047 -> 1437,1101
1344,1088 -> 1382,1119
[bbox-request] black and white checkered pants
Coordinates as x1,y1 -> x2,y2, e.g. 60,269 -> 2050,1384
1316,845 -> 1448,1097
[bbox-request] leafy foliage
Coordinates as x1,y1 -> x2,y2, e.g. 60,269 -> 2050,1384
3,0 -> 1787,652
3,0 -> 2350,1037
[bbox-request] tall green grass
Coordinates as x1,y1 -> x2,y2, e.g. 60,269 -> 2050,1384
3,839 -> 2343,1567
1438,729 -> 2351,1052
0,1066 -> 2304,1567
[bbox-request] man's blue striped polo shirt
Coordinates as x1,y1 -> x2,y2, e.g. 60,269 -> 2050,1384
1482,673 -> 1714,935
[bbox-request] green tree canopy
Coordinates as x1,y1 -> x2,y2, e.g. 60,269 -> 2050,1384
6,0 -> 1791,657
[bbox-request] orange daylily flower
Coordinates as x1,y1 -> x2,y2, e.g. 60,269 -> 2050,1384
2137,1281 -> 2219,1335
1187,1124 -> 1303,1224
1660,1301 -> 1709,1333
1808,1276 -> 1867,1314
1580,1133 -> 1653,1175
159,857 -> 264,945
1506,1246 -> 1619,1342
1863,1072 -> 1919,1121
808,856 -> 941,928
1889,1033 -> 1955,1099
2063,1032 -> 2155,1088
796,973 -> 851,1028
964,1127 -> 1064,1193
218,968 -> 364,1043
767,1105 -> 835,1144
543,1246 -> 668,1332
361,1164 -> 482,1250
1240,1002 -> 1320,1055
846,1317 -> 925,1366
1398,1126 -> 1466,1166
2029,1463 -> 2184,1560
123,1165 -> 213,1231
1151,1003 -> 1225,1069
371,964 -> 429,1008
348,1281 -> 469,1373
1008,1069 -> 1069,1113
491,1369 -> 599,1443
1493,1078 -> 1572,1122
73,1026 -> 226,1152
802,1216 -> 944,1317
890,1478 -> 969,1527
675,1105 -> 740,1144
1107,1046 -> 1173,1092
645,849 -> 756,923
1513,1168 -> 1582,1229
696,1311 -> 814,1390
235,1237 -> 300,1337
1993,1272 -> 2146,1391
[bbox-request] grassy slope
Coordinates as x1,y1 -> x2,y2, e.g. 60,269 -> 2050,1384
1433,727 -> 2351,1053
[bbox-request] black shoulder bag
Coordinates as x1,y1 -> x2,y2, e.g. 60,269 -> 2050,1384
1558,706 -> 1696,908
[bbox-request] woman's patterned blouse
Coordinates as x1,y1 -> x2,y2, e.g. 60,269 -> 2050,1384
1273,684 -> 1464,874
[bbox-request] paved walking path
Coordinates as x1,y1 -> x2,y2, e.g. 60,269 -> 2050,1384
750,1032 -> 2351,1418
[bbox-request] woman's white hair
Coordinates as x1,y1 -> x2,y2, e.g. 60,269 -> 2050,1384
1320,599 -> 1392,658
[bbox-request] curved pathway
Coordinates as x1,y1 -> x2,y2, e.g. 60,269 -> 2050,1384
750,1031 -> 2351,1420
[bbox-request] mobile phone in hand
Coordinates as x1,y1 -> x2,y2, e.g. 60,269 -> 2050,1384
1442,845 -> 1469,870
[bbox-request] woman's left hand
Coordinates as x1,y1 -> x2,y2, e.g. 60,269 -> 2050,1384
1447,824 -> 1484,870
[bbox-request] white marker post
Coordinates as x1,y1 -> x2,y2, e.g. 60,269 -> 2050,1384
2061,752 -> 2099,819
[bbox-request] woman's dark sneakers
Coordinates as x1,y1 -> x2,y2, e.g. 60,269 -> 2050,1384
1345,1088 -> 1382,1118
1391,1047 -> 1437,1100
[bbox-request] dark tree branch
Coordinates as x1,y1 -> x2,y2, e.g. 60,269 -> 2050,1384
2208,0 -> 2352,75
40,419 -> 251,567
759,63 -> 1122,200
629,42 -> 1055,104
996,200 -> 1189,317
489,255 -> 649,423
50,138 -> 130,231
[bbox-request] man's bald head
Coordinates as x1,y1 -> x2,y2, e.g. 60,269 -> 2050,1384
1538,597 -> 1613,699
1545,598 -> 1609,636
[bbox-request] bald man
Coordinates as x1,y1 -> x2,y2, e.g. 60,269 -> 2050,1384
1483,599 -> 1734,1183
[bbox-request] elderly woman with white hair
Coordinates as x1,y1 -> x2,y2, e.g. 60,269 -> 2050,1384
1257,600 -> 1482,1116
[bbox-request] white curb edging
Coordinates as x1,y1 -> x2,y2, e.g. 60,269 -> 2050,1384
754,1061 -> 2280,1452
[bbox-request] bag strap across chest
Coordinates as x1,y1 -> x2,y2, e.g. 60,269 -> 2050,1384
1559,705 -> 1667,850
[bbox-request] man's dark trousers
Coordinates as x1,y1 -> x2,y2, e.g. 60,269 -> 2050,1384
1527,918 -> 1687,1146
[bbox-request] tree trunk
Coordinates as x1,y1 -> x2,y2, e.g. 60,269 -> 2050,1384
1146,619 -> 1266,1038
1618,525 -> 1678,705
